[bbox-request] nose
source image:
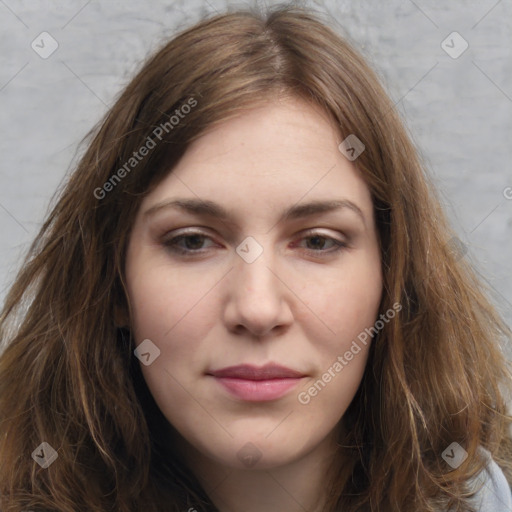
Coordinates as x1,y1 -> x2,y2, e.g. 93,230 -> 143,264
222,241 -> 294,339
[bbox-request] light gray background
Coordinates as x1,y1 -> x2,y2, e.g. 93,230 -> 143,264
1,0 -> 511,359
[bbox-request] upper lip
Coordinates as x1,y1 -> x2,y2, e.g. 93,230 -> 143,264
208,364 -> 305,380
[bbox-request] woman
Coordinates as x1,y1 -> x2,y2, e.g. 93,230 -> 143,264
0,4 -> 511,511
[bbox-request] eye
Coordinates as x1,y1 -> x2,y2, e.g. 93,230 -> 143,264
162,230 -> 216,255
293,231 -> 348,256
162,229 -> 348,257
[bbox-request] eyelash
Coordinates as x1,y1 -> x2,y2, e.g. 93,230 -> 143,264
162,230 -> 348,257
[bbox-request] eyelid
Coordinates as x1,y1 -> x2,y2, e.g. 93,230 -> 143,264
161,228 -> 219,249
300,227 -> 346,241
162,226 -> 347,241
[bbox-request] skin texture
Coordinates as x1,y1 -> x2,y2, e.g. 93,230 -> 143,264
124,96 -> 383,512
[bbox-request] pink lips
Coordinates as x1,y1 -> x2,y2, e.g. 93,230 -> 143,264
207,364 -> 305,402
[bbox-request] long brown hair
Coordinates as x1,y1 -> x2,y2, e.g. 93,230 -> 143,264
1,4 -> 511,511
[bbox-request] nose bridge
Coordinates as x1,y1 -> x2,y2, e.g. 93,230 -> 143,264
234,235 -> 277,298
225,234 -> 291,336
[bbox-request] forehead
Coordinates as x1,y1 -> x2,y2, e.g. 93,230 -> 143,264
183,97 -> 340,170
140,98 -> 373,221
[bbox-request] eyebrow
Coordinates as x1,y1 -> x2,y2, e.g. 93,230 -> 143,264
143,197 -> 366,227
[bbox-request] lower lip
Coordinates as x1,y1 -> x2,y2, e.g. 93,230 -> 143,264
212,377 -> 302,401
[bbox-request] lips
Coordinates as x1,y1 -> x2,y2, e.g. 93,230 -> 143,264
208,363 -> 305,380
207,364 -> 306,402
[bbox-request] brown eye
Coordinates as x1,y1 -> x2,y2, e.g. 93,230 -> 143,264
295,231 -> 348,256
163,231 -> 217,255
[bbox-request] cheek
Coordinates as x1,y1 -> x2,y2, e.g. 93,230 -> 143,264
126,255 -> 215,342
301,251 -> 382,355
125,253 -> 226,402
126,261 -> 219,418
295,269 -> 380,417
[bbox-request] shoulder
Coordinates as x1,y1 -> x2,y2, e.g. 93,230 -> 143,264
465,447 -> 512,511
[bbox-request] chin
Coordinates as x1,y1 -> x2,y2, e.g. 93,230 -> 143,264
197,432 -> 312,471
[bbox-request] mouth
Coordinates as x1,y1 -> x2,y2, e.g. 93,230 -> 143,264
206,363 -> 306,402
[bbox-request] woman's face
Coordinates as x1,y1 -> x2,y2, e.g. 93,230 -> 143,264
124,97 -> 382,470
